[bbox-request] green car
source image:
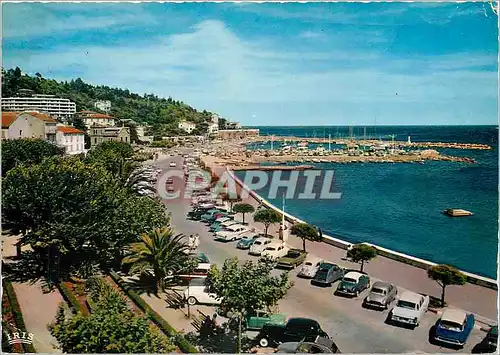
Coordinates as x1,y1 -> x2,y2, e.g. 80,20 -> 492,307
276,249 -> 308,269
245,310 -> 287,331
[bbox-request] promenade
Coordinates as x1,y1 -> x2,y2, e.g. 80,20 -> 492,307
154,154 -> 495,353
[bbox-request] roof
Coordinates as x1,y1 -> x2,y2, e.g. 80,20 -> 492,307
441,308 -> 467,324
343,271 -> 364,281
2,112 -> 18,128
89,113 -> 114,119
371,281 -> 393,290
399,290 -> 424,304
57,126 -> 85,134
24,111 -> 57,123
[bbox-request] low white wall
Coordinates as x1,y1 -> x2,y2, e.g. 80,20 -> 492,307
226,169 -> 498,291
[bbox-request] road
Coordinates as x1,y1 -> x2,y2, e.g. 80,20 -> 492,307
152,154 -> 489,353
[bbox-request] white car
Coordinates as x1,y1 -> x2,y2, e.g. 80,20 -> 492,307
169,161 -> 177,167
390,290 -> 430,327
249,237 -> 273,256
214,224 -> 249,242
298,256 -> 323,278
260,242 -> 289,260
183,279 -> 221,306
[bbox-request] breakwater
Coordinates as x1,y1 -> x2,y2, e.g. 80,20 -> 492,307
253,136 -> 492,150
230,164 -> 313,171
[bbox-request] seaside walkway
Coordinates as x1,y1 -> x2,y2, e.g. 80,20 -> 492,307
200,155 -> 497,321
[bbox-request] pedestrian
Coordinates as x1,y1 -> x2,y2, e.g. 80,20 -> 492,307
188,234 -> 195,250
194,234 -> 200,249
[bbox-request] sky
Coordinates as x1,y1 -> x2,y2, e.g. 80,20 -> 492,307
2,2 -> 498,126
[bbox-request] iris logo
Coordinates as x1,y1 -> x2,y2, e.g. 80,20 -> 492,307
5,324 -> 34,345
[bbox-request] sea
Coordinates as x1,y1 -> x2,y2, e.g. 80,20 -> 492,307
235,126 -> 499,279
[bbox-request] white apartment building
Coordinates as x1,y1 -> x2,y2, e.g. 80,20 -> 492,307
56,125 -> 86,155
178,120 -> 196,133
2,94 -> 77,120
211,113 -> 219,124
94,100 -> 111,113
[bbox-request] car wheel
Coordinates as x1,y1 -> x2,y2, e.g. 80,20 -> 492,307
187,296 -> 197,306
355,290 -> 359,297
259,338 -> 269,347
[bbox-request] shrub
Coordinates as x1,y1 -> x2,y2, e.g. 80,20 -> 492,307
109,271 -> 198,353
56,282 -> 90,316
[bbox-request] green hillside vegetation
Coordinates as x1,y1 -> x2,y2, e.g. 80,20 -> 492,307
2,67 -> 216,137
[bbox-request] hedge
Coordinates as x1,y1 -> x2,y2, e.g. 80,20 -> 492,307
109,271 -> 198,353
3,281 -> 37,353
56,282 -> 90,316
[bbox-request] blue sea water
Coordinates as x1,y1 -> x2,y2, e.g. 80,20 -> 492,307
236,126 -> 499,278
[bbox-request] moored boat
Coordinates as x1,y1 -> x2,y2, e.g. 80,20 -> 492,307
443,208 -> 473,217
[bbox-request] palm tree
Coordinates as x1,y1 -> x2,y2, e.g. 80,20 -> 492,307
122,227 -> 192,292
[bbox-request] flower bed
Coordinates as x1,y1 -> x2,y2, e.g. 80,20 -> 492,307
57,281 -> 90,316
2,281 -> 37,353
108,271 -> 198,353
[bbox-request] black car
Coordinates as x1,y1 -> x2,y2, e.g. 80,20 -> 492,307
256,317 -> 329,348
311,263 -> 345,287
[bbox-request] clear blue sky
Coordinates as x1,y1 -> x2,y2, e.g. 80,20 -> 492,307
2,2 -> 498,125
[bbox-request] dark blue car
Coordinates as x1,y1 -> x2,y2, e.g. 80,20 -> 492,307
433,309 -> 475,348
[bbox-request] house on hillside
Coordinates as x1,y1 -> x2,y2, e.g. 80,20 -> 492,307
1,111 -> 57,142
178,120 -> 196,133
78,111 -> 116,128
89,125 -> 130,148
56,125 -> 86,155
208,122 -> 219,135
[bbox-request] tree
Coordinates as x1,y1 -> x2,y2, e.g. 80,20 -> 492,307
290,223 -> 322,252
122,228 -> 195,292
206,258 -> 292,353
2,156 -> 168,277
221,193 -> 242,213
49,277 -> 176,353
427,264 -> 467,307
347,244 -> 377,272
232,203 -> 255,224
253,209 -> 281,236
87,140 -> 133,160
1,138 -> 65,176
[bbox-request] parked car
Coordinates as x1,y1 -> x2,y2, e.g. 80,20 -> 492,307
205,212 -> 228,223
236,232 -> 261,249
244,310 -> 287,331
183,279 -> 221,306
363,281 -> 397,310
389,290 -> 429,328
260,242 -> 289,261
335,271 -> 370,297
212,219 -> 240,233
298,257 -> 323,278
249,237 -> 273,256
311,263 -> 345,287
200,209 -> 223,222
210,217 -> 232,228
277,249 -> 308,269
276,335 -> 340,353
483,325 -> 498,351
214,224 -> 249,242
433,308 -> 475,348
256,318 -> 329,348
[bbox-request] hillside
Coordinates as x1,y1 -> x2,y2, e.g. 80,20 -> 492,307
2,67 -> 217,136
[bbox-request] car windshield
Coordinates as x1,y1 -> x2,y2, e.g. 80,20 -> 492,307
343,278 -> 357,284
316,270 -> 328,279
440,320 -> 463,332
371,287 -> 386,295
266,247 -> 276,251
396,300 -> 416,309
254,241 -> 262,245
305,262 -> 313,266
288,251 -> 301,257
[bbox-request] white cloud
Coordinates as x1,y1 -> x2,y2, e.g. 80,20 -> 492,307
3,19 -> 497,125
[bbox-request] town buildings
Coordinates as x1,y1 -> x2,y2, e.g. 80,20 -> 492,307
94,100 -> 111,113
2,94 -> 77,120
88,125 -> 130,148
208,122 -> 219,135
56,125 -> 86,155
178,120 -> 196,133
217,129 -> 259,140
